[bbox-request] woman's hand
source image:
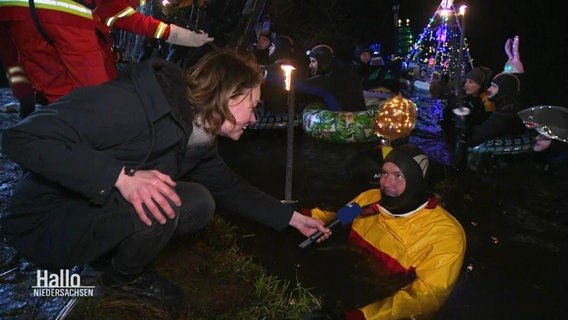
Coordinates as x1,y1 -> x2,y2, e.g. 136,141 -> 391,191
114,167 -> 182,226
289,211 -> 331,242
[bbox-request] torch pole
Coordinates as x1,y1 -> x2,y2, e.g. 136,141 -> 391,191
454,5 -> 467,95
281,65 -> 296,203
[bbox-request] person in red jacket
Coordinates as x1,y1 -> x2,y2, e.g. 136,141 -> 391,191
0,0 -> 213,103
0,24 -> 36,118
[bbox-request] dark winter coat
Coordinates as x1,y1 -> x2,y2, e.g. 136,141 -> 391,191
467,102 -> 525,146
0,59 -> 293,267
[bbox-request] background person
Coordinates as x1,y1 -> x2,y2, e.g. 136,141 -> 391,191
466,72 -> 526,147
251,29 -> 276,66
1,49 -> 329,304
0,0 -> 213,103
0,25 -> 37,118
297,44 -> 366,111
518,105 -> 568,174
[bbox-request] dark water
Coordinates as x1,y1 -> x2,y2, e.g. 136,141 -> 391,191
1,88 -> 567,319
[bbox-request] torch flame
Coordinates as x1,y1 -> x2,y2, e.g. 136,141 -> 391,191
281,64 -> 296,91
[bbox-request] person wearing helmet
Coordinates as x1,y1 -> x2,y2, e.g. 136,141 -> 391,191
297,44 -> 365,111
351,43 -> 387,90
518,105 -> 568,173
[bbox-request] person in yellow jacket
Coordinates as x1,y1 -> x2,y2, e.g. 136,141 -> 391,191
308,144 -> 466,320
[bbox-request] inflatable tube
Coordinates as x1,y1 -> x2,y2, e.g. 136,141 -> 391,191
470,134 -> 535,155
363,89 -> 395,108
302,108 -> 380,143
247,113 -> 302,130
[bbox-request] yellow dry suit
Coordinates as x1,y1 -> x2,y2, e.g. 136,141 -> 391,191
310,189 -> 466,320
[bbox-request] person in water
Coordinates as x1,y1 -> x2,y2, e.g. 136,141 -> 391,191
0,48 -> 330,304
465,72 -> 526,147
518,105 -> 568,173
304,144 -> 466,320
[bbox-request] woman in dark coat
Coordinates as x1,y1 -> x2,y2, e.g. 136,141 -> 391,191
0,49 -> 330,303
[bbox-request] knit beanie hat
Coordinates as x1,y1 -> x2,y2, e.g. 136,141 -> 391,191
309,44 -> 335,75
465,67 -> 493,90
465,68 -> 486,86
380,144 -> 430,215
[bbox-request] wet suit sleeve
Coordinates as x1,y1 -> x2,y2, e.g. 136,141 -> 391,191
182,145 -> 294,230
468,112 -> 514,146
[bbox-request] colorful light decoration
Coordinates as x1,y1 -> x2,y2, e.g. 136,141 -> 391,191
374,94 -> 417,141
404,1 -> 473,81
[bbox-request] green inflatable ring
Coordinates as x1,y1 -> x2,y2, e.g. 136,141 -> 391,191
302,108 -> 380,143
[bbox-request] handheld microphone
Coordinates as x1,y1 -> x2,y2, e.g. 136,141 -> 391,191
299,203 -> 362,248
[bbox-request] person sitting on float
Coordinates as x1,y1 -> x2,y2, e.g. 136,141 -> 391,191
446,67 -> 496,127
351,43 -> 386,91
442,67 -> 496,155
251,29 -> 277,66
304,145 -> 466,320
459,72 -> 526,147
295,44 -> 366,112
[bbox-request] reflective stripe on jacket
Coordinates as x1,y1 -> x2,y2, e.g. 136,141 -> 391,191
0,0 -> 92,18
94,0 -> 171,39
0,0 -> 93,27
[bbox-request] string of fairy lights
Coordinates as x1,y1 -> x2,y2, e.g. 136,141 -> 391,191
404,0 -> 474,81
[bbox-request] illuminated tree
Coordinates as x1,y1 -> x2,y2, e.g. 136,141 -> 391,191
404,0 -> 473,81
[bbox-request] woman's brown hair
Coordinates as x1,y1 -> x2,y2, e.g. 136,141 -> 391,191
185,48 -> 263,134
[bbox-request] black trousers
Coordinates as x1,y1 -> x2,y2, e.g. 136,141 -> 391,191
69,181 -> 215,274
